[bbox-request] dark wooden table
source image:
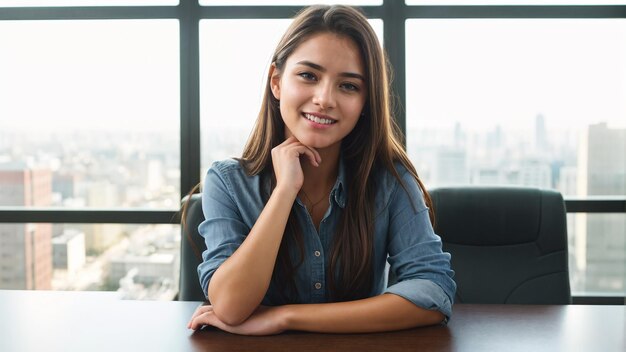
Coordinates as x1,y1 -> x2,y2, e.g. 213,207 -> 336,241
0,290 -> 623,352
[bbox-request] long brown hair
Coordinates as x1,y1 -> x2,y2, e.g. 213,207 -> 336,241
239,5 -> 434,302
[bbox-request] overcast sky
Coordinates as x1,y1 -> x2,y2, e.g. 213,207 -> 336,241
0,17 -> 624,134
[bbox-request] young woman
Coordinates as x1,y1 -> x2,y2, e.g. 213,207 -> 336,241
187,4 -> 456,335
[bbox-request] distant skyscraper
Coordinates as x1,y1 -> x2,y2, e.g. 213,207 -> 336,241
486,124 -> 504,150
0,163 -> 53,290
558,166 -> 577,196
453,122 -> 465,149
52,171 -> 78,200
519,158 -> 552,188
575,123 -> 625,293
52,229 -> 86,275
534,114 -> 548,152
432,148 -> 468,186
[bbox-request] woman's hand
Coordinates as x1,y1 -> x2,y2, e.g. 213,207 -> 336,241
271,136 -> 321,194
187,304 -> 288,336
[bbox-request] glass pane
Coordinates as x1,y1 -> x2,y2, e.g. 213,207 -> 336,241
0,223 -> 180,300
0,0 -> 178,6
201,0 -> 381,6
199,19 -> 383,176
405,19 -> 626,197
406,1 -> 626,4
199,19 -> 290,176
567,213 -> 626,296
0,20 -> 180,209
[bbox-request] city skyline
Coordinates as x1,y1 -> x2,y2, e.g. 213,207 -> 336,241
0,118 -> 624,298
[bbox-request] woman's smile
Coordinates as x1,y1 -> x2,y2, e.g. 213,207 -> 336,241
302,112 -> 337,128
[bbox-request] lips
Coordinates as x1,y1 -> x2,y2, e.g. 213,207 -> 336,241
302,112 -> 337,125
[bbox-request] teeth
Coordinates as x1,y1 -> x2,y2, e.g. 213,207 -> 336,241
304,113 -> 335,125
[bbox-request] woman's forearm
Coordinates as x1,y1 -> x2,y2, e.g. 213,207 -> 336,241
281,293 -> 445,333
208,186 -> 297,325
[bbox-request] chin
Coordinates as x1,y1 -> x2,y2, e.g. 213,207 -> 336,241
308,140 -> 341,151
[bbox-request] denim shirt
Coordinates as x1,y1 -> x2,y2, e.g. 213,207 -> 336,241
197,158 -> 456,320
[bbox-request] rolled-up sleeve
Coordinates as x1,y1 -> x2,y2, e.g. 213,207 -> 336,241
196,165 -> 250,298
384,169 -> 456,321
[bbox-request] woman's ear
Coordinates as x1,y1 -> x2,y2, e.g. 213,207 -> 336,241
269,63 -> 281,100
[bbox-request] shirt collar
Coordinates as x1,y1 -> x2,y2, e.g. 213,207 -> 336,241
332,155 -> 347,209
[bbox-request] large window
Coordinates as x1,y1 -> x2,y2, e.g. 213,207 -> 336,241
1,1 -> 624,302
406,19 -> 626,194
0,20 -> 180,209
406,19 -> 626,295
199,19 -> 291,174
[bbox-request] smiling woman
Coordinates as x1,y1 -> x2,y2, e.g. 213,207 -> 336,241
270,32 -> 366,151
187,4 -> 456,335
198,18 -> 383,173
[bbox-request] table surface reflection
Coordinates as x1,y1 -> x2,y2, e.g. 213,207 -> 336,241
0,290 -> 623,352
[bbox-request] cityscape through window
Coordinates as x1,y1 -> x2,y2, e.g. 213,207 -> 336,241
0,4 -> 623,299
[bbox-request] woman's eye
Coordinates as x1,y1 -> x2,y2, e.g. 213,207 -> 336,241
298,72 -> 316,81
341,82 -> 359,92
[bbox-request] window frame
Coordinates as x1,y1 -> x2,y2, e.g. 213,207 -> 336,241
0,0 -> 624,304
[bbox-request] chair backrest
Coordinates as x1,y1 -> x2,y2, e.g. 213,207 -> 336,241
430,187 -> 571,304
179,193 -> 208,301
179,187 -> 572,304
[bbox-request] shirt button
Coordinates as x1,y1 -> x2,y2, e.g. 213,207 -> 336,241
314,250 -> 321,257
314,282 -> 322,290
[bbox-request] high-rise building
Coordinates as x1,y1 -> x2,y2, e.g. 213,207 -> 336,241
575,123 -> 626,293
0,163 -> 53,290
519,158 -> 552,189
82,180 -> 122,254
52,229 -> 86,275
52,171 -> 78,200
432,148 -> 469,186
534,114 -> 548,152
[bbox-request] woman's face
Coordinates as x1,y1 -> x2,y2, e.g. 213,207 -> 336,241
271,32 -> 367,151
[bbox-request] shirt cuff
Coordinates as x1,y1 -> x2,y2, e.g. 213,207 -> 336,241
384,278 -> 453,323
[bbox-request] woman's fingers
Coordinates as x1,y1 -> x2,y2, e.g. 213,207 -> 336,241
189,311 -> 215,330
281,139 -> 321,166
279,136 -> 322,165
291,145 -> 319,167
271,136 -> 325,194
298,143 -> 321,166
188,305 -> 285,336
187,305 -> 213,329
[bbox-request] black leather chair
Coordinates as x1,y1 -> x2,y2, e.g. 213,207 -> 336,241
179,193 -> 207,301
430,187 -> 571,304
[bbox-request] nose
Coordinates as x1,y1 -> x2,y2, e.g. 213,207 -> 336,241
312,81 -> 336,110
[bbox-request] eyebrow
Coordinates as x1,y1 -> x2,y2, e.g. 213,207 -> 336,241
296,60 -> 365,81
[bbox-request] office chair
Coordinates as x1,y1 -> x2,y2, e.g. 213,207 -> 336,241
429,186 -> 571,304
180,187 -> 571,304
179,193 -> 208,301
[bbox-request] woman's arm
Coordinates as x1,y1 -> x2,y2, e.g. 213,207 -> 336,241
207,186 -> 296,326
283,293 -> 444,333
207,137 -> 321,326
188,293 -> 444,335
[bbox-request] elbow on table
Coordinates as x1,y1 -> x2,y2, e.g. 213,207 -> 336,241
210,299 -> 254,326
428,310 -> 446,325
208,286 -> 256,326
